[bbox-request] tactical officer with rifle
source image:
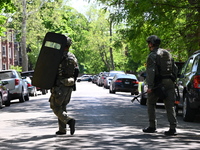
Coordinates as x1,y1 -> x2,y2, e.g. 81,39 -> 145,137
49,36 -> 79,135
143,35 -> 178,136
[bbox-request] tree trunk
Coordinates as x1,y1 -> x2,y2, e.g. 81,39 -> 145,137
109,20 -> 114,70
21,0 -> 28,71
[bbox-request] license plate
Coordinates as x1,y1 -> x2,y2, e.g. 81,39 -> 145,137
125,81 -> 130,84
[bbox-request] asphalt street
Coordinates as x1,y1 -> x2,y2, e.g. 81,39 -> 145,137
0,82 -> 200,150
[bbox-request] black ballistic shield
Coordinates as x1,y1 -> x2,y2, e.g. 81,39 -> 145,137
32,32 -> 67,89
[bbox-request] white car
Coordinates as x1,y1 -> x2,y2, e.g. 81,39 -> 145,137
77,75 -> 92,82
0,70 -> 29,103
22,76 -> 37,96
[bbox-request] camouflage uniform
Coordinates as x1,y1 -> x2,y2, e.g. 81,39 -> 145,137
49,51 -> 78,133
146,47 -> 177,130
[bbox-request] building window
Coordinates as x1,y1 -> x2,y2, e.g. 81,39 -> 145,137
2,46 -> 6,57
3,63 -> 6,70
9,47 -> 11,58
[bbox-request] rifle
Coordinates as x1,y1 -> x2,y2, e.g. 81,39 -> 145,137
131,92 -> 147,103
73,66 -> 79,91
131,84 -> 166,103
131,83 -> 180,104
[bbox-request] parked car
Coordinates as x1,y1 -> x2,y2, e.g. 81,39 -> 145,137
77,75 -> 92,82
175,50 -> 200,122
96,72 -> 103,86
21,70 -> 48,95
92,75 -> 98,84
0,80 -> 10,108
0,70 -> 29,103
103,71 -> 125,89
97,72 -> 109,86
109,74 -> 139,95
139,61 -> 185,105
22,76 -> 37,96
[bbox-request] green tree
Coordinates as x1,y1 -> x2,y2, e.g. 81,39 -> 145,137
8,0 -> 67,70
8,0 -> 49,71
82,6 -> 132,74
39,3 -> 92,74
96,0 -> 200,63
0,0 -> 15,35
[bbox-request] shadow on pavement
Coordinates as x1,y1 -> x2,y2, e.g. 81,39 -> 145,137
1,83 -> 200,150
0,127 -> 200,150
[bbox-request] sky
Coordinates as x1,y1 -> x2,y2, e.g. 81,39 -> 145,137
66,0 -> 96,15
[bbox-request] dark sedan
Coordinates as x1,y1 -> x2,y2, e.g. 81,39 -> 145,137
109,74 -> 139,95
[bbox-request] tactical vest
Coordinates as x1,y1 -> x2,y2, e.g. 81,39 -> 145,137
58,52 -> 77,78
156,48 -> 178,82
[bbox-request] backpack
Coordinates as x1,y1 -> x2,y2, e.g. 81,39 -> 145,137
156,48 -> 178,82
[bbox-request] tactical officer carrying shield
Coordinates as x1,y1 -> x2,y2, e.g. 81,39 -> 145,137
49,36 -> 79,135
143,35 -> 178,136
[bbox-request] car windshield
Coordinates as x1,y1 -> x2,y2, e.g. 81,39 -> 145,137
109,72 -> 124,77
118,74 -> 138,80
0,71 -> 15,79
82,75 -> 89,77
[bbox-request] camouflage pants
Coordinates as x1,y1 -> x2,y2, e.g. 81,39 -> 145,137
147,79 -> 177,129
49,85 -> 73,133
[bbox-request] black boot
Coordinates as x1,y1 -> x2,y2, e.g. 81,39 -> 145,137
143,127 -> 157,133
55,131 -> 66,135
68,119 -> 76,135
164,129 -> 177,136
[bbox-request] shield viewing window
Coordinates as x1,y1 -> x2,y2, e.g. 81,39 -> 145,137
45,41 -> 61,50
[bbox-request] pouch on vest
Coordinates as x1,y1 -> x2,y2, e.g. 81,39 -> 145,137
61,77 -> 75,86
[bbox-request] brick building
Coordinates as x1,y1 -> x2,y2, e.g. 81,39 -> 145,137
0,29 -> 21,70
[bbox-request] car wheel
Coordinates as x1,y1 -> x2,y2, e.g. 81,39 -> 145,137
131,91 -> 134,95
140,85 -> 147,105
109,88 -> 115,94
174,104 -> 179,116
183,93 -> 196,122
25,93 -> 29,101
5,92 -> 10,106
19,89 -> 25,103
33,87 -> 38,96
140,95 -> 147,105
0,96 -> 3,109
112,89 -> 116,94
42,89 -> 46,95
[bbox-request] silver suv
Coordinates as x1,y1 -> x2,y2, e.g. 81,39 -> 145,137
0,70 -> 29,103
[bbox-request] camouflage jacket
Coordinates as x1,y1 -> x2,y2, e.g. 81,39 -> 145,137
146,48 -> 158,89
56,51 -> 78,86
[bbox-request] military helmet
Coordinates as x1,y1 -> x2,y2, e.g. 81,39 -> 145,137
66,36 -> 72,48
146,35 -> 161,46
